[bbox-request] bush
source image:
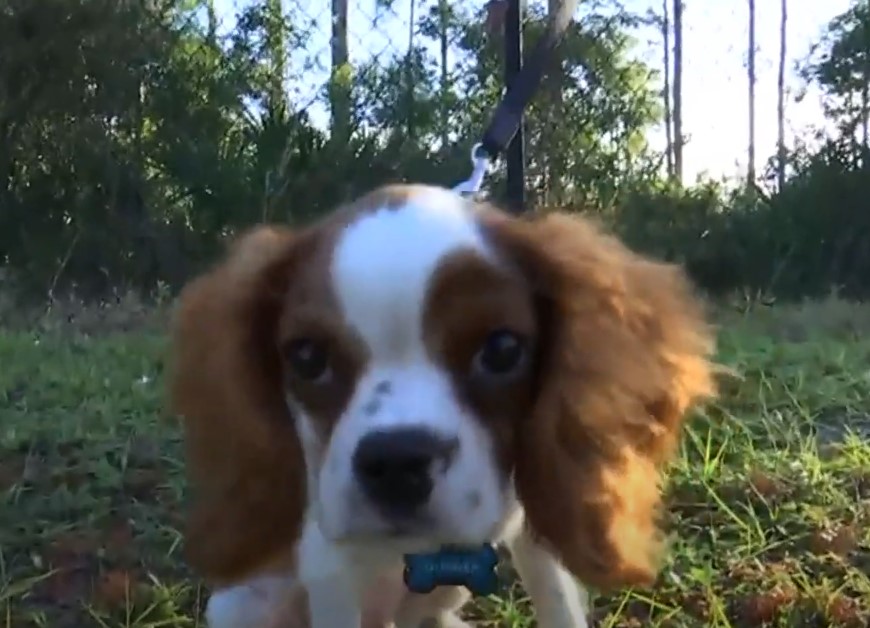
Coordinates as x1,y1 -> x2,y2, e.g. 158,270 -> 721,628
606,140 -> 870,300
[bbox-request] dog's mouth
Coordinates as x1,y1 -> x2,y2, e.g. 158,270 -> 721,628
367,510 -> 438,543
326,512 -> 460,555
383,516 -> 433,538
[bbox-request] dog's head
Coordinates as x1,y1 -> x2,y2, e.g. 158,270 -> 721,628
170,184 -> 715,589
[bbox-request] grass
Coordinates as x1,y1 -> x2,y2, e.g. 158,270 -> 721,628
3,296 -> 870,626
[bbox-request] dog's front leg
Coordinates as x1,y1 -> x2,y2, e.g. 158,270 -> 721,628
298,518 -> 362,628
307,578 -> 362,628
508,528 -> 590,628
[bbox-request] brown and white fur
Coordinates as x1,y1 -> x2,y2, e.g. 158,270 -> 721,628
169,184 -> 716,627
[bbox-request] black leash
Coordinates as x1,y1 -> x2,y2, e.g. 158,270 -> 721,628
453,0 -> 581,197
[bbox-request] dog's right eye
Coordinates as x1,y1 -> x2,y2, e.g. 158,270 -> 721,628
284,338 -> 331,382
473,329 -> 527,377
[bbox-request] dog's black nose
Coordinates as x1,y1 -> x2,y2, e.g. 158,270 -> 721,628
353,428 -> 458,516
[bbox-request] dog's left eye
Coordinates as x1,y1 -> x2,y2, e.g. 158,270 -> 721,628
283,338 -> 331,382
473,329 -> 526,377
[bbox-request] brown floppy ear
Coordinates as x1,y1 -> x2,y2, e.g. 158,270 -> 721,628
169,226 -> 305,587
484,210 -> 716,590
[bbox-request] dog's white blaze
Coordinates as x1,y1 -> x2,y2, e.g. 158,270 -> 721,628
331,187 -> 489,361
309,187 -> 509,547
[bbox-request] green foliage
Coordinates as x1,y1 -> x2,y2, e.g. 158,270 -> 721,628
0,0 -> 665,299
613,0 -> 870,299
2,0 -> 870,301
615,141 -> 870,299
802,0 -> 870,142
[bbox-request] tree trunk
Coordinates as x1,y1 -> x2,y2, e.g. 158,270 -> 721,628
547,0 -> 564,203
205,0 -> 217,43
662,0 -> 674,180
776,0 -> 787,189
862,79 -> 869,152
672,0 -> 684,184
265,0 -> 286,113
405,0 -> 416,139
747,0 -> 756,184
439,0 -> 450,152
329,0 -> 350,144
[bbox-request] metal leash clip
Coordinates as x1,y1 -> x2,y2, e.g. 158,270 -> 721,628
452,143 -> 492,197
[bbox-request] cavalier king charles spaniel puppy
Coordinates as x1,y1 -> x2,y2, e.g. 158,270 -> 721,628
169,184 -> 716,628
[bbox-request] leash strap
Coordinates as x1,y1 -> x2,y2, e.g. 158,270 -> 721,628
453,0 -> 581,197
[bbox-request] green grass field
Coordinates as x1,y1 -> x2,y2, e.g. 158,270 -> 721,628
2,297 -> 870,627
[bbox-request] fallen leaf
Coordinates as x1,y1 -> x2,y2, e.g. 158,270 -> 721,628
47,532 -> 100,568
809,523 -> 859,556
827,594 -> 866,627
127,435 -> 161,466
682,591 -> 710,620
52,464 -> 91,490
104,519 -> 135,551
0,453 -> 25,490
739,585 -> 797,624
37,567 -> 93,606
93,569 -> 137,609
123,467 -> 164,500
748,469 -> 782,499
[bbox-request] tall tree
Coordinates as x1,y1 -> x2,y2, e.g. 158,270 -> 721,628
438,0 -> 451,151
329,0 -> 350,143
419,1 -> 460,152
776,0 -> 787,189
662,0 -> 674,179
264,0 -> 286,112
0,0 -> 665,297
404,0 -> 417,138
545,0 -> 566,203
747,0 -> 756,183
803,1 -> 870,154
205,0 -> 217,43
672,0 -> 684,183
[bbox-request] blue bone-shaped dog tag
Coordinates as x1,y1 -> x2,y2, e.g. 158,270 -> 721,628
403,543 -> 499,596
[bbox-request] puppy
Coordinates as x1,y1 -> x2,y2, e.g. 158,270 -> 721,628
169,184 -> 716,627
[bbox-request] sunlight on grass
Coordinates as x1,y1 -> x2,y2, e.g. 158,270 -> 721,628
2,297 -> 870,626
